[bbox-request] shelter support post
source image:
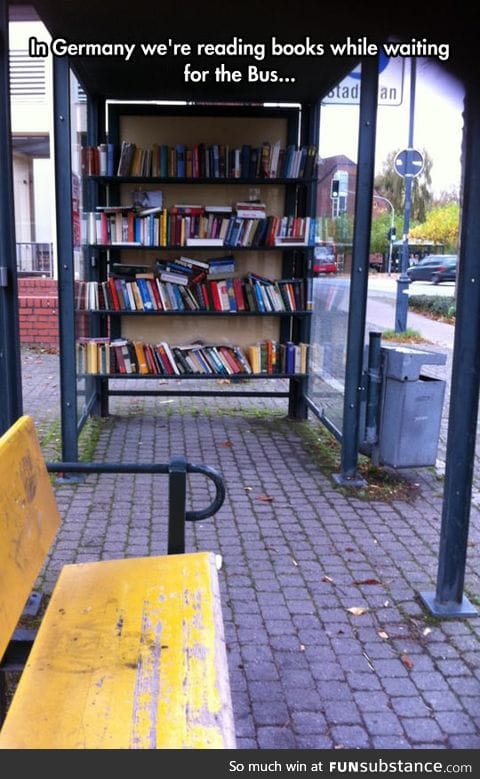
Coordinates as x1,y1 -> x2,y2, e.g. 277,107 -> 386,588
0,0 -> 23,434
420,85 -> 480,618
335,56 -> 379,485
52,55 -> 78,462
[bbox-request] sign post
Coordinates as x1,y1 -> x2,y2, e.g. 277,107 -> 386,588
394,59 -> 421,333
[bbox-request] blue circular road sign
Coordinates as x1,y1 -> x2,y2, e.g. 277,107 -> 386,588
394,148 -> 424,178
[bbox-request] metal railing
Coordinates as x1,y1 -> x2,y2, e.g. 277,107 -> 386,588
46,458 -> 226,555
16,242 -> 54,277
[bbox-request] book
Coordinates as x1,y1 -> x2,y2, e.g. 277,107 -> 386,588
136,278 -> 155,311
160,270 -> 189,286
133,341 -> 149,374
116,141 -> 136,176
205,205 -> 233,214
111,263 -> 149,277
186,238 -> 224,247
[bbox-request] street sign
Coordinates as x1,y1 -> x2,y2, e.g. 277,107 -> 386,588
394,148 -> 424,178
321,55 -> 404,106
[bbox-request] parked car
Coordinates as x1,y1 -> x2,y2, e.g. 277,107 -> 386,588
313,242 -> 337,275
431,256 -> 457,284
406,254 -> 457,282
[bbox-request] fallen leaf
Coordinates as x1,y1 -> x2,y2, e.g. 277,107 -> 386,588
299,644 -> 305,652
217,378 -> 231,384
423,627 -> 432,637
221,440 -> 233,448
378,630 -> 389,640
401,653 -> 414,670
256,494 -> 274,502
244,486 -> 253,492
291,558 -> 298,567
346,606 -> 369,616
322,575 -> 335,584
354,578 -> 382,586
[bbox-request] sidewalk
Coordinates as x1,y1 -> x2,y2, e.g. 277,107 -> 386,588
20,337 -> 480,750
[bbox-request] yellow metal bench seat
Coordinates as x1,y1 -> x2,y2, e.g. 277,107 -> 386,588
0,552 -> 235,749
0,416 -> 235,749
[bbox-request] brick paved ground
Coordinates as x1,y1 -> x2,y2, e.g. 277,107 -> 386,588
19,328 -> 480,750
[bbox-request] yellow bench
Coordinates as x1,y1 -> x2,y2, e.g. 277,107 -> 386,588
0,416 -> 235,749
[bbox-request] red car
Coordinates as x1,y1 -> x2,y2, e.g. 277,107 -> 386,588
313,243 -> 337,275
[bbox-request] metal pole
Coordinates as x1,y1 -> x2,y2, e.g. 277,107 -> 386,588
419,83 -> 480,618
0,0 -> 23,434
52,55 -> 78,461
168,457 -> 187,554
336,55 -> 379,484
365,331 -> 382,445
395,58 -> 416,332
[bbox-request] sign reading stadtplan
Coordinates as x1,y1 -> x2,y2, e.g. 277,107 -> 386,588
322,55 -> 404,106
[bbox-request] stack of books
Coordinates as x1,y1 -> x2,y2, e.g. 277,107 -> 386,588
75,268 -> 309,314
76,337 -> 309,376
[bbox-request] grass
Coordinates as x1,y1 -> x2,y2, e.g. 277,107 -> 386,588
295,420 -> 419,502
78,417 -> 105,462
381,328 -> 427,344
38,416 -> 107,484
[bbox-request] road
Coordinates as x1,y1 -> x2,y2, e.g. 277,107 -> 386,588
312,273 -> 455,350
367,273 -> 456,299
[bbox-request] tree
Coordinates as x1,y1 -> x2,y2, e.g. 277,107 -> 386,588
375,148 -> 434,223
370,212 -> 403,255
409,203 -> 460,251
432,188 -> 460,208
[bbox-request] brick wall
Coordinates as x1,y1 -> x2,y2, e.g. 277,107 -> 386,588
18,278 -> 59,348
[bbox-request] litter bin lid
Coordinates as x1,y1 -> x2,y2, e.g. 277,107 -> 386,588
382,345 -> 447,380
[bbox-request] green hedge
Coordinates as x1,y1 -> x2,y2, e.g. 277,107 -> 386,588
409,295 -> 456,320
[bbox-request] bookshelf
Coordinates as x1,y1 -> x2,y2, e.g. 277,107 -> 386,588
78,104 -> 317,418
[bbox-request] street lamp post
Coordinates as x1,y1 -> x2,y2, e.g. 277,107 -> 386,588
373,194 -> 395,274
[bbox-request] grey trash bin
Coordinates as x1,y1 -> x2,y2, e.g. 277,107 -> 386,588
373,346 -> 447,468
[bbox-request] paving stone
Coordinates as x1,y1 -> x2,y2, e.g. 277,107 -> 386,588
391,696 -> 433,717
257,727 -> 297,749
434,711 -> 477,735
346,672 -> 382,691
291,710 -> 328,735
402,717 -> 445,743
322,700 -> 362,725
330,725 -> 371,748
362,710 -> 405,736
296,735 -> 334,748
448,734 -> 480,748
20,347 -> 480,750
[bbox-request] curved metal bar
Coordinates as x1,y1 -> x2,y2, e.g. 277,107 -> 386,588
46,460 -> 226,554
185,463 -> 226,522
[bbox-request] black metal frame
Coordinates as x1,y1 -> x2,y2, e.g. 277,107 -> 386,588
338,56 -> 379,483
419,82 -> 480,618
79,100 -> 316,421
303,59 -> 379,454
0,1 -> 22,436
53,55 -> 78,461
